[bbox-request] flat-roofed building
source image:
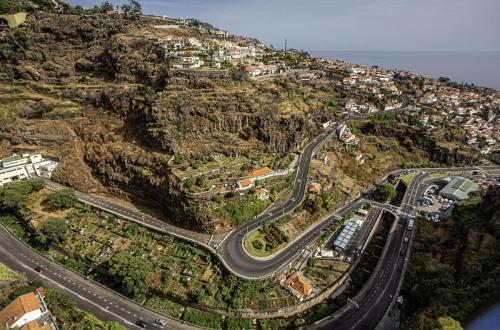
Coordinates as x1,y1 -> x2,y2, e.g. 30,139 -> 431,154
0,154 -> 58,187
439,177 -> 479,200
1,154 -> 29,168
333,220 -> 361,251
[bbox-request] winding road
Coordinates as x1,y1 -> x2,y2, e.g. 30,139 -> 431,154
2,106 -> 498,328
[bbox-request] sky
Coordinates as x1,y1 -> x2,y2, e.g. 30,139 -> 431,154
66,0 -> 500,52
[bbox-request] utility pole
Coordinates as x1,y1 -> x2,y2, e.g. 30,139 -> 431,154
284,38 -> 287,55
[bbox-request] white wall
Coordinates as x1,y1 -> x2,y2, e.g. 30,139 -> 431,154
11,309 -> 43,328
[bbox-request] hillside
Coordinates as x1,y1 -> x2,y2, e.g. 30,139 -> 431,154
0,0 -> 65,14
401,186 -> 500,328
0,5 -> 484,233
0,9 -> 326,232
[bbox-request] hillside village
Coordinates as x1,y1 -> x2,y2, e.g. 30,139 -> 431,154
142,15 -> 499,158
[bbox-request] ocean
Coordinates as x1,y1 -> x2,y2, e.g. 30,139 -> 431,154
466,301 -> 500,330
309,51 -> 500,91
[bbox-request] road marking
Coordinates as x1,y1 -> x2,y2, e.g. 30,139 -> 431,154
19,265 -> 138,327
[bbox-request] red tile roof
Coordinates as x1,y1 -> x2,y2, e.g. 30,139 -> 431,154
248,167 -> 273,178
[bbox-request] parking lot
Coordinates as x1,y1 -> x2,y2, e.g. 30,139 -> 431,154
417,184 -> 455,222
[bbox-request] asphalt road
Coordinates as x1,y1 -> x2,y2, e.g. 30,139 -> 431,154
311,216 -> 409,330
44,160 -> 498,280
310,167 -> 481,329
0,225 -> 198,330
311,171 -> 429,330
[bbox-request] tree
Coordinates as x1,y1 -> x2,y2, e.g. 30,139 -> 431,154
121,0 -> 141,18
107,252 -> 153,299
44,189 -> 78,210
100,1 -> 114,12
45,288 -> 75,308
40,217 -> 69,245
435,316 -> 464,330
376,183 -> 397,202
305,195 -> 323,214
0,179 -> 44,211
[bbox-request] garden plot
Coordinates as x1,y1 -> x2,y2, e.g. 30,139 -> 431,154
305,259 -> 350,290
23,198 -> 295,314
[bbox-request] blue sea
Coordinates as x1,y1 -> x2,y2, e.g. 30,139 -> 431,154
466,301 -> 500,330
310,51 -> 500,91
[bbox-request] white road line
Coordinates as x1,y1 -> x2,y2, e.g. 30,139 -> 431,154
20,264 -> 137,327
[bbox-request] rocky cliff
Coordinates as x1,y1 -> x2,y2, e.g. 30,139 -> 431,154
0,12 -> 320,232
358,121 -> 478,165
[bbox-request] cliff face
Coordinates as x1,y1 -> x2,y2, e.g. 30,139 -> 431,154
359,121 -> 478,166
0,12 -> 319,232
481,185 -> 500,229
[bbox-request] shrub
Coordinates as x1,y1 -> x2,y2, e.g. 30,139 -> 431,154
182,308 -> 222,329
39,217 -> 69,245
107,252 -> 153,299
0,179 -> 44,211
225,317 -> 252,330
252,239 -> 263,250
376,183 -> 397,202
44,189 -> 78,210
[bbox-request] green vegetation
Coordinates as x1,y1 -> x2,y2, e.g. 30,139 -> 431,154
0,262 -> 24,281
401,188 -> 500,328
374,111 -> 396,122
258,318 -> 288,330
225,316 -> 253,329
107,252 -> 153,300
244,222 -> 289,258
219,193 -> 271,226
400,173 -> 417,186
44,288 -> 128,330
0,215 -> 29,241
144,296 -> 184,319
0,179 -> 44,211
44,188 -> 78,210
39,217 -> 69,245
182,308 -> 222,329
6,279 -> 43,302
375,183 -> 396,202
53,254 -> 88,275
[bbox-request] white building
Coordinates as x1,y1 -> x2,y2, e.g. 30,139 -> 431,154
172,56 -> 204,69
0,153 -> 58,187
0,289 -> 54,329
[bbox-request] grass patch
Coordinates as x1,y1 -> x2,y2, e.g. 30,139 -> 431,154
145,296 -> 184,319
400,173 -> 417,186
219,194 -> 271,226
244,225 -> 288,258
182,308 -> 222,329
225,317 -> 253,330
0,263 -> 24,281
424,171 -> 449,181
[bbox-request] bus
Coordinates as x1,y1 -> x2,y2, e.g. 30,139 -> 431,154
407,219 -> 414,231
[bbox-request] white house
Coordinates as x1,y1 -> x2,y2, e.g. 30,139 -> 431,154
172,56 -> 204,69
345,99 -> 358,112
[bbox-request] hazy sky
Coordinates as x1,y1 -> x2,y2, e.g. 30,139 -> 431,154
67,0 -> 500,51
